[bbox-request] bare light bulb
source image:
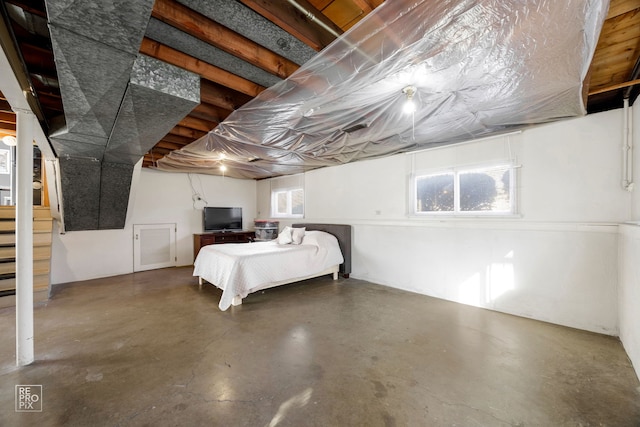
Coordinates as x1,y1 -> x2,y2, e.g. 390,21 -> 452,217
403,99 -> 416,114
402,85 -> 417,115
220,164 -> 227,172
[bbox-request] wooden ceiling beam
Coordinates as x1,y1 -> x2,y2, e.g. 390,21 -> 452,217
36,92 -> 63,112
200,80 -> 253,111
155,140 -> 186,151
147,146 -> 172,156
238,0 -> 341,51
179,116 -> 217,132
152,0 -> 299,79
161,133 -> 196,145
18,41 -> 56,71
588,78 -> 640,95
169,125 -> 207,139
0,123 -> 16,132
190,102 -> 231,123
140,38 -> 266,97
0,112 -> 16,124
142,157 -> 160,166
0,99 -> 13,112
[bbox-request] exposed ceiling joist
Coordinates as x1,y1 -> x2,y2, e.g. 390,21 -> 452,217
140,37 -> 266,97
0,111 -> 15,123
238,0 -> 341,50
0,98 -> 13,112
200,80 -> 253,111
151,0 -> 299,79
1,0 -> 639,171
169,125 -> 207,140
155,140 -> 186,151
161,133 -> 195,145
179,116 -> 218,133
189,102 -> 231,123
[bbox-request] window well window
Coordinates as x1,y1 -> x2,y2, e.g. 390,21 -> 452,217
414,164 -> 514,215
416,173 -> 455,212
270,174 -> 304,218
273,188 -> 304,217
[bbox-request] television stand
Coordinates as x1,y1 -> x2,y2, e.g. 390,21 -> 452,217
193,231 -> 255,259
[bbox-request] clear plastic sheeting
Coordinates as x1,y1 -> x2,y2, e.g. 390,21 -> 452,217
156,0 -> 608,179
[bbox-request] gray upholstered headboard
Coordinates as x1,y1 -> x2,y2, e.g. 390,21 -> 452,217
293,223 -> 352,278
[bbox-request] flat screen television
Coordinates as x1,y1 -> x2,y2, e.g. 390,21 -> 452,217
203,207 -> 243,232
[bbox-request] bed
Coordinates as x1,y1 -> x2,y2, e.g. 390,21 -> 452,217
194,223 -> 352,310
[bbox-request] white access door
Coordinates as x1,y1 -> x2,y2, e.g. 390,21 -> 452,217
133,223 -> 177,272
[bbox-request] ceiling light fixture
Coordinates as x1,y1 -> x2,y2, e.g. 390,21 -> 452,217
402,86 -> 417,114
2,136 -> 17,146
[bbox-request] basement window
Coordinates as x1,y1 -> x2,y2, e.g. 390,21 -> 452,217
414,164 -> 514,215
273,188 -> 304,217
270,174 -> 304,218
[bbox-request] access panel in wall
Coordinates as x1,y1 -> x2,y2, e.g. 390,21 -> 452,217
133,223 -> 177,272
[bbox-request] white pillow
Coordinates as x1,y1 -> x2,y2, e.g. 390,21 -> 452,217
277,226 -> 292,245
291,227 -> 305,244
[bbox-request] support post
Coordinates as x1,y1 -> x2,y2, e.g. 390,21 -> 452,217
15,109 -> 34,366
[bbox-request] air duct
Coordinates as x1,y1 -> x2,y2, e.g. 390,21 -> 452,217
45,0 -> 199,231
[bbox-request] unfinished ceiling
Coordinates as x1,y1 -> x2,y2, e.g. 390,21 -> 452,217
157,0 -> 610,178
0,0 -> 639,178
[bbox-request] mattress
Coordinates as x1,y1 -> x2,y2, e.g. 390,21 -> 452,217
193,230 -> 344,310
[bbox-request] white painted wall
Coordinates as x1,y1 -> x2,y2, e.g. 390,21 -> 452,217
519,113 -> 629,223
619,224 -> 640,381
46,106 -> 639,375
258,109 -> 629,335
631,103 -> 640,219
46,106 -> 639,374
50,169 -> 257,284
619,103 -> 640,380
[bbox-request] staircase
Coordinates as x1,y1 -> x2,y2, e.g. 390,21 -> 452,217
0,206 -> 53,309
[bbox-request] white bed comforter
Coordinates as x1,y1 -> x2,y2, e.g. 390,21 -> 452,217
193,231 -> 344,310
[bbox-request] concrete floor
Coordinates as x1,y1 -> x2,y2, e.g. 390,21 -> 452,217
0,267 -> 639,426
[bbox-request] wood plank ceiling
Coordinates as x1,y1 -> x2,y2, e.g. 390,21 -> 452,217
0,0 -> 639,170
